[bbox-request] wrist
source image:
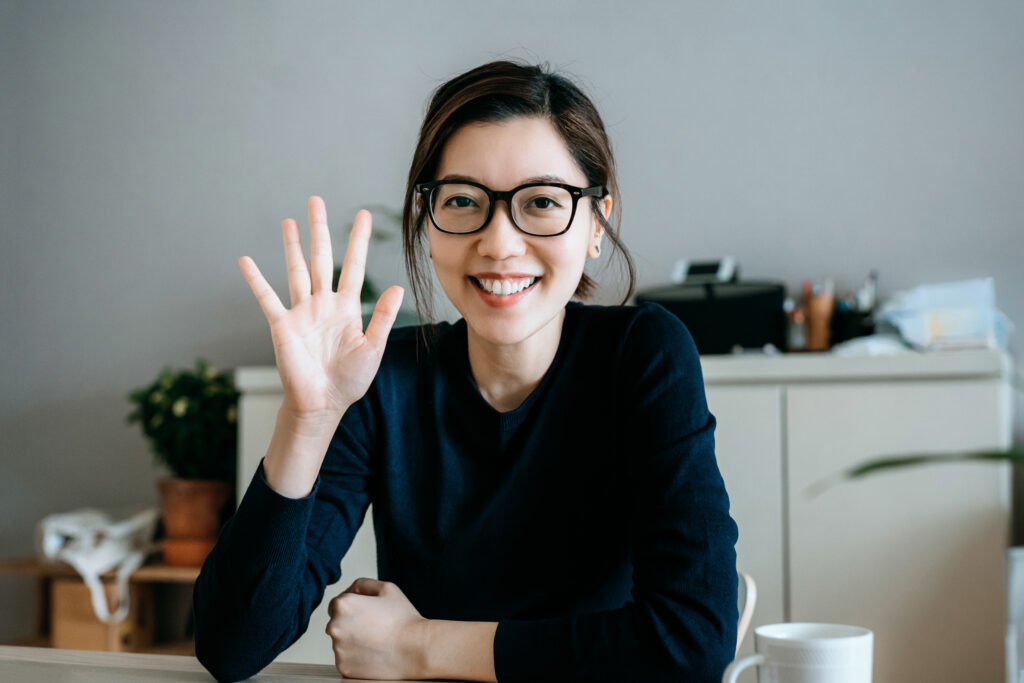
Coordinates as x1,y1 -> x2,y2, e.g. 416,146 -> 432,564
277,400 -> 348,435
410,618 -> 434,679
262,407 -> 344,499
417,619 -> 498,682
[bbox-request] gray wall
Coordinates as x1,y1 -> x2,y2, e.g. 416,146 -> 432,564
2,0 -> 1022,641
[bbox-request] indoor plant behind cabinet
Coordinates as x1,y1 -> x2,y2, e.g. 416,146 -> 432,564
127,358 -> 239,567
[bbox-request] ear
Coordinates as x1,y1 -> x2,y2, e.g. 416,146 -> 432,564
588,197 -> 609,259
588,226 -> 604,259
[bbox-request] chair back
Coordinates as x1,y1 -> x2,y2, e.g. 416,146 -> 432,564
736,570 -> 757,656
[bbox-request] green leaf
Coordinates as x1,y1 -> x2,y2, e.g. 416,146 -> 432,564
360,278 -> 378,303
808,374 -> 1024,498
806,448 -> 1024,498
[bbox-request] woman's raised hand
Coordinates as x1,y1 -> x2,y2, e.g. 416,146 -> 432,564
239,197 -> 404,421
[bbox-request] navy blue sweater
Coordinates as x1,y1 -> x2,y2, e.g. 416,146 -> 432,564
194,301 -> 738,682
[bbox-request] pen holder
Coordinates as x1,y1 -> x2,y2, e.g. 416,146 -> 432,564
831,309 -> 875,346
806,292 -> 835,351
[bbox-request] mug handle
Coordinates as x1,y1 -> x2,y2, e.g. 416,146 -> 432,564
722,654 -> 765,683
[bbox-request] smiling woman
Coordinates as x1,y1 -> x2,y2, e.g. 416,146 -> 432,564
193,61 -> 738,683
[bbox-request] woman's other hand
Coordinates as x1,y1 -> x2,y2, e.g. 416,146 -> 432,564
239,197 -> 404,421
326,578 -> 429,680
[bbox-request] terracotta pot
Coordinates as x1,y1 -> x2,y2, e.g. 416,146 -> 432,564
162,538 -> 218,568
157,478 -> 233,567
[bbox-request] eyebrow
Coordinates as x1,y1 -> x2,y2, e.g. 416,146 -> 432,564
438,173 -> 569,185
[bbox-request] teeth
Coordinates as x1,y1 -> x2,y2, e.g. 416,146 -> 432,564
476,277 -> 536,295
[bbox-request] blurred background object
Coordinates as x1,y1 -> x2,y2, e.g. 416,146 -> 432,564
127,358 -> 237,568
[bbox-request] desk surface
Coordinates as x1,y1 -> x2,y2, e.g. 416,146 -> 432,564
0,646 -> 452,682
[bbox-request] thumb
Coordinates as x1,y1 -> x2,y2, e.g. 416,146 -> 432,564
364,286 -> 405,352
344,577 -> 384,596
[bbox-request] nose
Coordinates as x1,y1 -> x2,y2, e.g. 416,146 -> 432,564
476,199 -> 527,260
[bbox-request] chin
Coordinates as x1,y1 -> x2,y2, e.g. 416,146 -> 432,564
464,304 -> 567,349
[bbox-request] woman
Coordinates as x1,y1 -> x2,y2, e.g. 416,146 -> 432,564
194,61 -> 738,683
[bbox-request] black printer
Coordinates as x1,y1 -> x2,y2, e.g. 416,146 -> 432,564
635,258 -> 788,355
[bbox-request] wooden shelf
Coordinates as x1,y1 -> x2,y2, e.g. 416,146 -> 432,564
7,636 -> 49,648
0,558 -> 200,584
1,558 -> 199,654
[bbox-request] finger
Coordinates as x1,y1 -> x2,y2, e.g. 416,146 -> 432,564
328,594 -> 344,620
307,196 -> 334,294
238,256 -> 286,323
337,209 -> 372,295
364,286 -> 405,352
282,218 -> 311,307
326,592 -> 351,620
343,577 -> 383,596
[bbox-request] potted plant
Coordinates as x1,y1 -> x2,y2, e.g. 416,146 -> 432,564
127,358 -> 239,567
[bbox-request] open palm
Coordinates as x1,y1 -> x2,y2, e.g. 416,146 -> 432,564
238,197 -> 404,419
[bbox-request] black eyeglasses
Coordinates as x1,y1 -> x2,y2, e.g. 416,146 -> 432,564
415,179 -> 607,237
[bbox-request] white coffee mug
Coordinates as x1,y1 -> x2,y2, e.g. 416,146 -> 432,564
722,623 -> 873,683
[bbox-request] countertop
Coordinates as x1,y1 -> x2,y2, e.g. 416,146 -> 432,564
236,348 -> 1013,391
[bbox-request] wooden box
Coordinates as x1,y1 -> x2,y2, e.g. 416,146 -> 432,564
50,579 -> 154,652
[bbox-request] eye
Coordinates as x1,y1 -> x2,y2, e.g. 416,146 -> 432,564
443,195 -> 478,209
525,195 -> 564,210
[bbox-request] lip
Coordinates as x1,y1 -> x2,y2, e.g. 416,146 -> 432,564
468,275 -> 540,308
470,272 -> 540,279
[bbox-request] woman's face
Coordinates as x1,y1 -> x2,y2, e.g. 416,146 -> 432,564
427,116 -> 607,348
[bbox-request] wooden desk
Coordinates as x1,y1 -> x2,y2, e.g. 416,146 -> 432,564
0,645 -> 459,681
0,645 -> 335,681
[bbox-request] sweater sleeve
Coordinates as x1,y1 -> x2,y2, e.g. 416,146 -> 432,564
493,304 -> 739,683
193,403 -> 375,683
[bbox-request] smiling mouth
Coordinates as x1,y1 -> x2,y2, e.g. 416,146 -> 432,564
469,276 -> 540,296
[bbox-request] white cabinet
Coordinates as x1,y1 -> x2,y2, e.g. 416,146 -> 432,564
702,349 -> 1013,683
786,380 -> 1010,683
236,349 -> 1014,677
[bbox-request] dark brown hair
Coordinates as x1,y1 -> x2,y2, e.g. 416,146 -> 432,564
402,60 -> 636,325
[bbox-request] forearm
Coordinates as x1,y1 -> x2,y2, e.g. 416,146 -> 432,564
193,463 -> 326,681
421,619 -> 498,682
492,596 -> 735,683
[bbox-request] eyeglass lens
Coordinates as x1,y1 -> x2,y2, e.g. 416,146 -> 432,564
431,184 -> 574,235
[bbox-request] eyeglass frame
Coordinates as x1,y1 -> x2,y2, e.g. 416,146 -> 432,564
414,179 -> 608,237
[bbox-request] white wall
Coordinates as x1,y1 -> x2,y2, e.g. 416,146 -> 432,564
2,0 -> 1022,641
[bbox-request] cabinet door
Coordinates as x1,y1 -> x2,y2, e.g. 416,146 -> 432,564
237,392 -> 377,665
706,385 -> 785,665
787,379 -> 1010,683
